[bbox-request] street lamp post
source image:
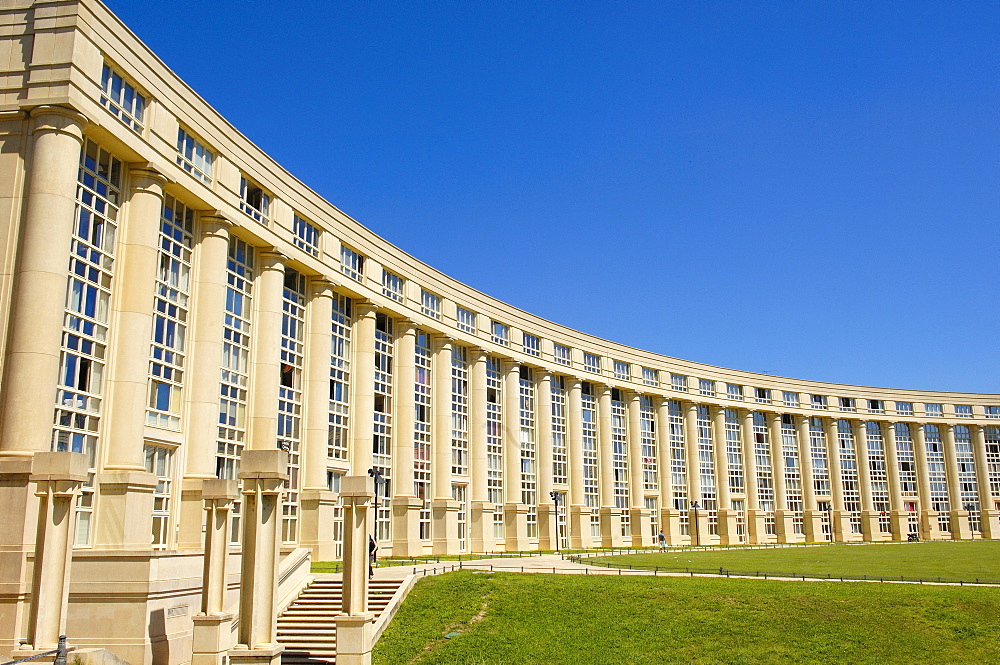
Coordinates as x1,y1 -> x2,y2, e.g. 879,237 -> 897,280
691,501 -> 700,547
825,504 -> 834,542
549,491 -> 561,553
964,503 -> 977,539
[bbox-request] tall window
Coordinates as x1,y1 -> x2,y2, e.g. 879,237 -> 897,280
836,420 -> 862,534
380,269 -> 404,302
101,64 -> 145,131
341,246 -> 364,282
923,424 -> 950,533
144,445 -> 174,549
176,127 -> 213,183
551,376 -> 567,485
457,306 -> 476,334
328,294 -> 351,461
809,418 -> 830,496
414,331 -> 432,540
53,139 -> 121,546
292,215 -> 320,257
553,344 -> 571,366
640,396 -> 657,492
781,415 -> 803,534
584,353 -> 601,374
147,195 -> 193,430
451,345 -> 469,475
217,238 -> 253,542
581,383 -> 600,537
239,176 -> 269,224
983,426 -> 1000,502
724,409 -> 744,495
611,389 -> 629,537
955,426 -> 980,532
752,413 -> 775,535
373,313 -> 394,541
279,270 -> 307,543
697,405 -> 718,535
519,367 -> 537,538
490,320 -> 509,346
420,289 -> 441,320
865,422 -> 892,534
892,423 -> 917,495
486,357 -> 504,540
522,333 -> 540,357
668,401 -> 688,535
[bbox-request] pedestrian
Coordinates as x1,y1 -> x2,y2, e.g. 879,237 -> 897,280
657,530 -> 666,551
369,535 -> 377,579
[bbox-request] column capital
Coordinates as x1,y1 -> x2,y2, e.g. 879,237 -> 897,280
201,212 -> 234,235
257,249 -> 287,272
310,276 -> 337,298
128,165 -> 169,192
29,105 -> 88,139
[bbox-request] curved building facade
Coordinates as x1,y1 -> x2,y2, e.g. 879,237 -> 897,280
0,2 -> 998,663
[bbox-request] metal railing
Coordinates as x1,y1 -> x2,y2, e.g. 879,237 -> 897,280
2,635 -> 69,665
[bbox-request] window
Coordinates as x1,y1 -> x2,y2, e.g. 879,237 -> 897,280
726,383 -> 744,401
490,320 -> 509,346
381,269 -> 404,302
456,307 -> 476,334
144,445 -> 174,549
643,368 -> 659,387
754,387 -> 771,404
670,373 -> 687,391
176,127 -> 213,183
811,394 -> 828,410
896,402 -> 913,416
782,391 -> 799,407
553,343 -> 571,366
292,214 -> 320,257
239,176 -> 270,224
925,403 -> 943,417
101,64 -> 145,131
519,332 -> 540,357
613,360 -> 630,381
584,353 -> 601,374
699,379 -> 715,397
987,406 -> 1000,419
340,246 -> 364,282
420,290 -> 441,319
839,397 -> 855,412
867,399 -> 884,414
955,404 -> 973,419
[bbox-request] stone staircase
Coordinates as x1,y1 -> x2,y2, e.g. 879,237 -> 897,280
277,577 -> 403,665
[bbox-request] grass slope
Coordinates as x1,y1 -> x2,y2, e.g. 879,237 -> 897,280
590,541 -> 1000,580
373,570 -> 1000,665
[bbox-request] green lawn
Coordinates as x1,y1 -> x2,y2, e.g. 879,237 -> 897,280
373,570 -> 1000,664
588,541 -> 1000,581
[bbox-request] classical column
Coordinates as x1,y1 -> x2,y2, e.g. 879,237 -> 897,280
971,425 -> 1000,539
597,385 -> 621,546
178,214 -> 234,549
536,371 -> 556,550
349,302 -> 377,476
881,422 -> 908,539
768,413 -> 793,542
431,335 -> 458,554
232,450 -> 287,665
625,392 -> 650,547
911,423 -> 937,540
247,251 -> 286,452
299,279 -> 339,561
191,479 -> 238,665
390,320 -> 421,556
942,424 -> 971,540
502,361 -> 528,550
740,410 -> 765,544
852,420 -> 880,541
712,407 -> 738,544
333,476 -> 375,665
20,452 -> 87,652
468,348 -> 494,553
94,166 -> 169,550
0,107 -> 87,456
824,418 -> 851,541
795,416 -> 822,542
566,378 -> 591,548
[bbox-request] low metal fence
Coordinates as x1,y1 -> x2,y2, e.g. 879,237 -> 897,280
1,635 -> 69,665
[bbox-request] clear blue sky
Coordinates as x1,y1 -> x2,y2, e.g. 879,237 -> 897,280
105,1 -> 999,394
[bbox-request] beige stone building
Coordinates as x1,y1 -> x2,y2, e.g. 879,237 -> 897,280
0,0 -> 998,663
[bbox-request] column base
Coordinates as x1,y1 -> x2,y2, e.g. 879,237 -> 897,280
660,508 -> 682,546
537,503 -> 556,550
568,504 -> 593,550
191,612 -> 235,665
94,471 -> 157,550
980,509 -> 1000,540
598,507 -> 624,548
831,510 -> 854,542
745,509 -> 769,544
177,477 -> 210,550
333,614 -> 375,665
860,511 -> 887,541
503,503 -> 530,551
918,509 -> 938,541
889,510 -> 910,541
390,495 -> 424,557
629,508 -> 652,547
802,509 -> 826,543
716,509 -> 741,545
229,644 -> 283,665
773,510 -> 798,544
950,510 -> 973,540
300,490 -> 342,561
688,508 -> 709,547
470,501 -> 496,553
431,500 -> 461,555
